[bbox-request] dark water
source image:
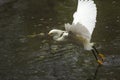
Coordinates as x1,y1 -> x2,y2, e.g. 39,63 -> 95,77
0,0 -> 120,80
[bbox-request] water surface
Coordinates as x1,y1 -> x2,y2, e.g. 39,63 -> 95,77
0,0 -> 120,80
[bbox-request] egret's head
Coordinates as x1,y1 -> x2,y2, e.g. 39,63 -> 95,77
48,29 -> 64,40
48,29 -> 64,36
48,29 -> 68,41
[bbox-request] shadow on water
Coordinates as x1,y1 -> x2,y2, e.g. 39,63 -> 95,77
0,0 -> 120,80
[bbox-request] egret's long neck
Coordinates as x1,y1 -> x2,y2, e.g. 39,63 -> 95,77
53,32 -> 64,40
53,31 -> 69,41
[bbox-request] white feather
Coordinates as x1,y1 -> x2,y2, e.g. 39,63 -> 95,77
73,0 -> 97,35
49,0 -> 97,50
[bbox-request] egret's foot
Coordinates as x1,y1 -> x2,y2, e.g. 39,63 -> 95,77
97,60 -> 103,65
98,53 -> 105,61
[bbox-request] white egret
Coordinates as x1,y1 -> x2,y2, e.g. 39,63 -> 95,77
48,0 -> 104,64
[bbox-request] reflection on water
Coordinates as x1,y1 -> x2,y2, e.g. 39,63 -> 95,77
0,0 -> 120,80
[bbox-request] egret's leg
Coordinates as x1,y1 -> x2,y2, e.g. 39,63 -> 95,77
92,46 -> 105,61
91,49 -> 98,61
91,49 -> 103,65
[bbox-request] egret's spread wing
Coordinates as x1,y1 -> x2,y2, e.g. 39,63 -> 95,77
73,0 -> 97,35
